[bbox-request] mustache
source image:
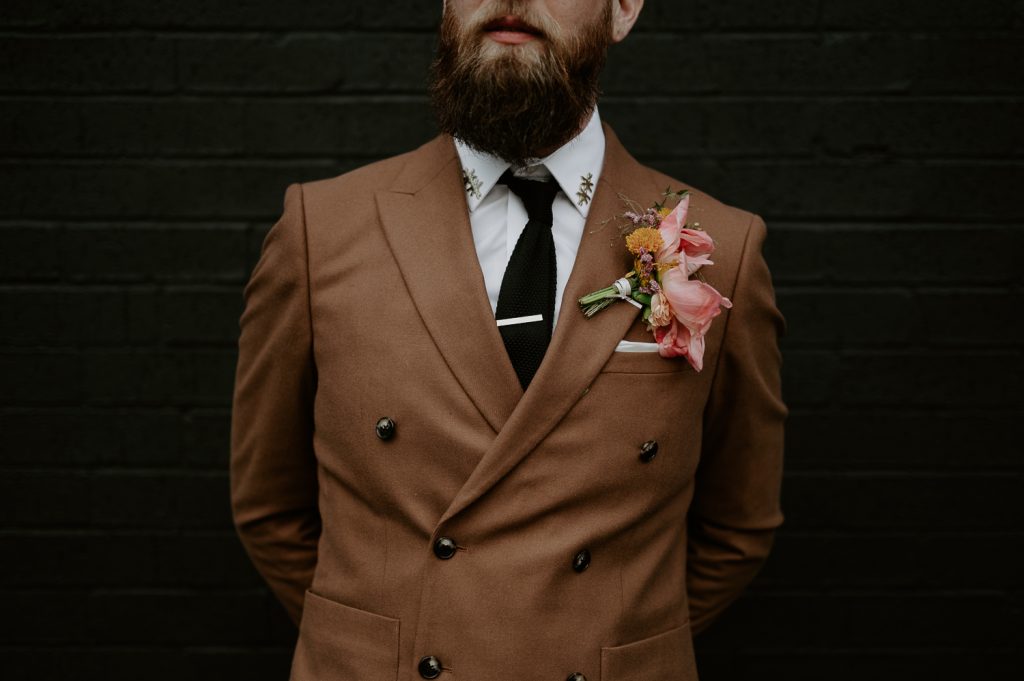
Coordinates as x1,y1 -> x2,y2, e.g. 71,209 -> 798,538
483,16 -> 543,36
462,0 -> 561,41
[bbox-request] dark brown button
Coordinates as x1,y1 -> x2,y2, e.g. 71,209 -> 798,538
418,655 -> 442,679
567,673 -> 587,681
433,536 -> 457,560
375,416 -> 396,440
572,548 -> 591,573
639,440 -> 658,462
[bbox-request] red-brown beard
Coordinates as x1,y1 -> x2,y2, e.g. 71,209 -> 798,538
429,0 -> 614,168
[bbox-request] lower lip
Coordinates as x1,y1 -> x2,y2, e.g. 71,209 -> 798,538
486,29 -> 538,45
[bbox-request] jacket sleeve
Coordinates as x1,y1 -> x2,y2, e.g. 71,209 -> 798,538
687,213 -> 787,635
230,182 -> 321,627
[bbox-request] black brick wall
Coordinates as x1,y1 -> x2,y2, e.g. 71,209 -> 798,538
2,1 -> 1021,678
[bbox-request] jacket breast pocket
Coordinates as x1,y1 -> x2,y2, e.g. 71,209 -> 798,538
600,348 -> 691,374
601,621 -> 698,681
289,588 -> 400,681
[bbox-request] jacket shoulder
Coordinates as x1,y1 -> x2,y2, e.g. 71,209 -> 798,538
643,164 -> 760,233
299,148 -> 418,208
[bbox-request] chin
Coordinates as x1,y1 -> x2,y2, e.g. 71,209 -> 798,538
477,35 -> 545,62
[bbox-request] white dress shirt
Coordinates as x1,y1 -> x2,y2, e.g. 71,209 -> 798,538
454,107 -> 606,332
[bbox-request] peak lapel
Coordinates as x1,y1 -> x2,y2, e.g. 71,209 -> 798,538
376,136 -> 522,434
439,124 -> 666,525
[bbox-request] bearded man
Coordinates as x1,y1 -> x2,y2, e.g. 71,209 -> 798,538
229,1 -> 787,680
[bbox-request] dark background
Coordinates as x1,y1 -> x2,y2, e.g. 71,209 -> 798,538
2,1 -> 1022,678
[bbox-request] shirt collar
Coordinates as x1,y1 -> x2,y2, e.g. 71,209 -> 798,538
454,107 -> 606,218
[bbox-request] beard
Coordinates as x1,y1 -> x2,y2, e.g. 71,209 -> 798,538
428,0 -> 614,168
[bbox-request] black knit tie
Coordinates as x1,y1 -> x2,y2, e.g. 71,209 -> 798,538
496,169 -> 562,390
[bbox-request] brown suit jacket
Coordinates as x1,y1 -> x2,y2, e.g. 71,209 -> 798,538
229,123 -> 787,681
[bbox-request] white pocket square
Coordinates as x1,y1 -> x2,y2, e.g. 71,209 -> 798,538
614,340 -> 660,353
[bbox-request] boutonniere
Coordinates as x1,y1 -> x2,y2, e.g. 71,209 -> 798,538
577,189 -> 733,371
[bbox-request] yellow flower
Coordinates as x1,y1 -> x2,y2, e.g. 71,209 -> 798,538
625,227 -> 664,256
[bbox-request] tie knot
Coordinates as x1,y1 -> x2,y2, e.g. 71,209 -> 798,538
499,169 -> 561,226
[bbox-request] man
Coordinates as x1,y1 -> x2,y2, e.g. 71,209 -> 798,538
229,1 -> 787,679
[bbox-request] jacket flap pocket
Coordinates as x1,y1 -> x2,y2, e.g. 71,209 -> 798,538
290,588 -> 400,681
601,621 -> 697,681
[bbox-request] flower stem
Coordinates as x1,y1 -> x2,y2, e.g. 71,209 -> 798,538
581,298 -> 617,318
578,273 -> 639,317
578,284 -> 621,307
